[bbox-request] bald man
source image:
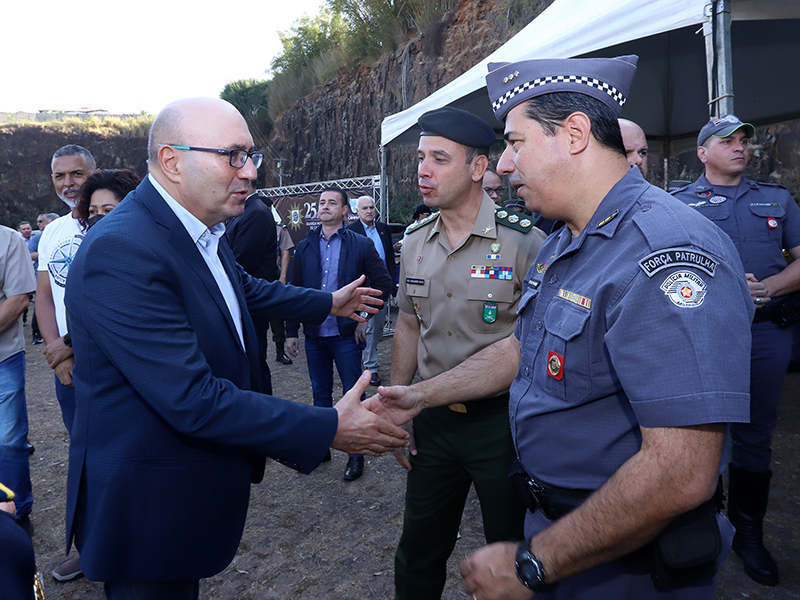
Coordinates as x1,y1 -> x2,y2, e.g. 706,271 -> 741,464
619,118 -> 649,177
64,98 -> 408,599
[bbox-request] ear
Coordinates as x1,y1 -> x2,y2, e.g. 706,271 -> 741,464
563,112 -> 592,155
470,154 -> 489,183
158,145 -> 182,184
697,145 -> 708,164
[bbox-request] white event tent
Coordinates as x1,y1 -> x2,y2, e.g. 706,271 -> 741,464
380,0 -> 800,151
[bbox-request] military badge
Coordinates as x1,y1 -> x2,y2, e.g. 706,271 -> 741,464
709,196 -> 727,204
660,271 -> 707,308
508,214 -> 520,224
696,190 -> 712,198
490,243 -> 501,253
497,210 -> 508,219
483,302 -> 497,323
520,219 -> 531,228
547,351 -> 564,380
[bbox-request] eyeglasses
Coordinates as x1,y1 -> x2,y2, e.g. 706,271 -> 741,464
159,145 -> 263,169
483,187 -> 504,197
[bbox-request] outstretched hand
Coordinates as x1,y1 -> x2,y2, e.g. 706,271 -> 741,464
375,383 -> 426,426
333,371 -> 409,456
364,394 -> 418,471
331,275 -> 384,322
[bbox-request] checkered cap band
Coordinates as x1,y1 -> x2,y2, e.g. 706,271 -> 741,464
491,74 -> 627,112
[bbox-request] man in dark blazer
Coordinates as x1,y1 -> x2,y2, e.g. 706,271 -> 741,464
286,188 -> 394,481
63,98 -> 408,599
225,190 -> 281,393
347,195 -> 396,386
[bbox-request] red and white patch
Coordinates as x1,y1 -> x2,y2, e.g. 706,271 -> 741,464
547,351 -> 564,380
767,218 -> 779,229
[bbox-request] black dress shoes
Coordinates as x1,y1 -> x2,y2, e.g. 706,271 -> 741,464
343,456 -> 364,481
276,350 -> 293,365
369,372 -> 381,386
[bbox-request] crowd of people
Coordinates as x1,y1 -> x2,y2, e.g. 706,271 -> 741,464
0,52 -> 798,600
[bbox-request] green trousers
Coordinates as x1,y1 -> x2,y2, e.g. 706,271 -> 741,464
394,402 -> 525,600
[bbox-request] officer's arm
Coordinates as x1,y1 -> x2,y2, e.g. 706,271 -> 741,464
761,245 -> 800,298
462,423 -> 724,597
380,333 -> 520,425
389,310 -> 420,386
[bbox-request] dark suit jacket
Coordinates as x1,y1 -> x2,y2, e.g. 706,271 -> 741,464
286,226 -> 393,340
225,195 -> 279,282
64,177 -> 338,582
347,219 -> 397,295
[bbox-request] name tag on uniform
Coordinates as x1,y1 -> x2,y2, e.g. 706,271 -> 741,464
406,278 -> 425,286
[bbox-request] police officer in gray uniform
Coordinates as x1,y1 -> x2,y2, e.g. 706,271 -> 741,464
672,115 -> 800,586
378,55 -> 754,599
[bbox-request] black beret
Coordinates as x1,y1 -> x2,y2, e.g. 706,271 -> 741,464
418,107 -> 496,149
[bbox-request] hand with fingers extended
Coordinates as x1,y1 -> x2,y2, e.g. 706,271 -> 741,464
375,383 -> 426,426
330,275 -> 384,322
332,371 -> 410,456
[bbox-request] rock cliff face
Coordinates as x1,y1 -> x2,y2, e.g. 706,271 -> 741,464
267,0 -> 515,207
0,126 -> 148,224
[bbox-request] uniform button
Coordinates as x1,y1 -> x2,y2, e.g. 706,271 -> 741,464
549,275 -> 558,284
487,293 -> 493,299
525,367 -> 530,377
447,292 -> 452,298
447,331 -> 452,336
535,321 -> 543,330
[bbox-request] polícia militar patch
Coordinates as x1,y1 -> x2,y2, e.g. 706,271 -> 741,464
660,271 -> 707,308
638,248 -> 718,278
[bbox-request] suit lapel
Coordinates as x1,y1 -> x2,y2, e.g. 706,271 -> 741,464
137,179 -> 247,356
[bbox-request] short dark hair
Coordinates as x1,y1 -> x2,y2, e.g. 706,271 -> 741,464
51,144 -> 96,171
77,169 -> 141,228
464,145 -> 491,165
523,92 -> 626,158
320,187 -> 348,206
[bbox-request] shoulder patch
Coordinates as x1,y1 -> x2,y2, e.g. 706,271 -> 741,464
495,208 -> 533,234
638,247 -> 719,278
406,212 -> 439,235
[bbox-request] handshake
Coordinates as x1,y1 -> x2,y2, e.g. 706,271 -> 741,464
330,371 -> 424,459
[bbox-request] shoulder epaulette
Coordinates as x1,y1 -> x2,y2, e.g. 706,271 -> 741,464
406,212 -> 439,235
755,181 -> 789,191
495,208 -> 533,233
669,183 -> 692,195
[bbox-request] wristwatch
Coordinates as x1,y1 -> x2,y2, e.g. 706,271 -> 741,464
515,541 -> 554,592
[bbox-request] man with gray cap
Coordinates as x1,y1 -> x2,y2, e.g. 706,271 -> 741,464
379,57 -> 754,599
388,106 -> 544,600
672,115 -> 800,587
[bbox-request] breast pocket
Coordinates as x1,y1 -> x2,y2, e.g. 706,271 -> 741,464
694,204 -> 730,222
467,278 -> 515,333
543,299 -> 591,403
405,276 -> 430,328
749,204 -> 785,242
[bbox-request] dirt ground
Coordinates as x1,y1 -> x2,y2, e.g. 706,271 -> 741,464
20,313 -> 800,600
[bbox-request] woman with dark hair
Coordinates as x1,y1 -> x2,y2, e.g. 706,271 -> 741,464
76,169 -> 141,229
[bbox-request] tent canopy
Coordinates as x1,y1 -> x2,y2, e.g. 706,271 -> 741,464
381,0 -> 800,147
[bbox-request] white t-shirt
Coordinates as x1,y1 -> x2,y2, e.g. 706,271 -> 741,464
37,214 -> 84,336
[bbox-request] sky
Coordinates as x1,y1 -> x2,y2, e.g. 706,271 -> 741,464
1,0 -> 327,115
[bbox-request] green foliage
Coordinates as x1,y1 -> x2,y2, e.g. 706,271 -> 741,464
270,9 -> 345,74
0,114 -> 154,137
221,79 -> 273,143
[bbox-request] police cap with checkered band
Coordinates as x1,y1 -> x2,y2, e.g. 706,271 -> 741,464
486,55 -> 638,122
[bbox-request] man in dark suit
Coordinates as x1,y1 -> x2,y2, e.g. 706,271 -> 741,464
286,188 -> 394,481
225,190 -> 281,393
347,195 -> 396,386
63,97 -> 408,599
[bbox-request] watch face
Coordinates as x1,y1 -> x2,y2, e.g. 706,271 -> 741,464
516,559 -> 540,586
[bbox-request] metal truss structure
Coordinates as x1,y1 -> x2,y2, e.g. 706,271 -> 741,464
258,175 -> 384,217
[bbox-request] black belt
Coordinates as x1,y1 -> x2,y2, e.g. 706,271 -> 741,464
444,392 -> 510,415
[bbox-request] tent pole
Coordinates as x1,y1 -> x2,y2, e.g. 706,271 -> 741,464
380,145 -> 388,222
704,0 -> 735,118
